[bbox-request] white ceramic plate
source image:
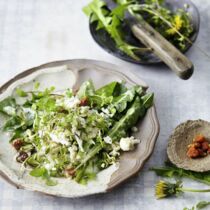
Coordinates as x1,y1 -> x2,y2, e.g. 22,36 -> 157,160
0,59 -> 159,197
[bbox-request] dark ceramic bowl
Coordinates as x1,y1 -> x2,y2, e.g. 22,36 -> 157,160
89,0 -> 200,64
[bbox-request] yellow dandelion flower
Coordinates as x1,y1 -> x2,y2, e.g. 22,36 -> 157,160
155,180 -> 210,199
155,180 -> 182,199
155,180 -> 168,199
174,15 -> 183,30
166,15 -> 183,35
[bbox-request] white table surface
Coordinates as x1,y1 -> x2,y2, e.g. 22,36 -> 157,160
0,0 -> 210,209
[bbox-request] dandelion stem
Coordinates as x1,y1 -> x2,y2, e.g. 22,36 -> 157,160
181,188 -> 210,193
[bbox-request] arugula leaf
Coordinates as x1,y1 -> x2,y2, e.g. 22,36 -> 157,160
76,143 -> 103,170
78,81 -> 126,108
109,86 -> 145,114
34,81 -> 40,90
30,167 -> 47,177
111,3 -> 128,20
83,0 -> 141,60
76,80 -> 95,99
75,167 -> 86,183
35,97 -> 56,112
0,97 -> 16,115
183,201 -> 210,210
151,163 -> 210,186
108,15 -> 140,60
31,87 -> 55,101
110,86 -> 136,113
26,155 -> 40,167
65,88 -> 73,98
30,167 -> 58,186
16,88 -> 28,97
45,178 -> 58,186
83,0 -> 111,29
3,116 -> 22,131
196,201 -> 210,209
22,108 -> 35,126
88,95 -> 113,107
77,80 -> 115,107
75,159 -> 98,184
2,106 -> 16,116
9,128 -> 24,142
95,81 -> 120,97
109,96 -> 146,141
141,93 -> 154,109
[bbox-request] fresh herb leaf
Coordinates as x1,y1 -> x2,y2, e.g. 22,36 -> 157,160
184,201 -> 210,210
9,128 -> 24,142
16,88 -> 27,97
3,116 -> 22,131
30,167 -> 57,186
196,201 -> 210,209
95,81 -> 120,97
0,97 -> 16,115
26,155 -> 40,167
109,96 -> 146,141
34,81 -> 40,90
151,162 -> 210,186
76,144 -> 103,170
35,97 -> 56,112
78,81 -> 124,107
30,167 -> 47,177
83,0 -> 142,60
2,106 -> 16,116
45,178 -> 58,186
88,95 -> 113,107
65,88 -> 73,98
76,80 -> 95,99
110,86 -> 136,113
142,93 -> 154,109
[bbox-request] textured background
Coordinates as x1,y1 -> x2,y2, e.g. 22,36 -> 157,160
0,0 -> 210,209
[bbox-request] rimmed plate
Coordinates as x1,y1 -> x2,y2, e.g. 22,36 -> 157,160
0,59 -> 159,197
89,0 -> 200,64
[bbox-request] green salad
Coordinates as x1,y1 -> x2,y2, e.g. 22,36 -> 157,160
0,80 -> 153,185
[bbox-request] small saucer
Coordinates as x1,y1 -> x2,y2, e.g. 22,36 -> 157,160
167,120 -> 210,172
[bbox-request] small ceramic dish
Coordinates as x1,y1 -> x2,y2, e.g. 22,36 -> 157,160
167,119 -> 210,172
0,59 -> 159,197
89,0 -> 200,64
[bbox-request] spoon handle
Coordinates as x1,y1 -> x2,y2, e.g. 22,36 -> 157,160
130,19 -> 194,80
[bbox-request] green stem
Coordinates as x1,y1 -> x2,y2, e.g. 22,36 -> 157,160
27,91 -> 64,97
181,188 -> 210,193
155,0 -> 160,9
75,144 -> 103,170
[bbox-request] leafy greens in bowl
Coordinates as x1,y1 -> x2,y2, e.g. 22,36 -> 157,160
84,0 -> 199,64
0,79 -> 153,186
